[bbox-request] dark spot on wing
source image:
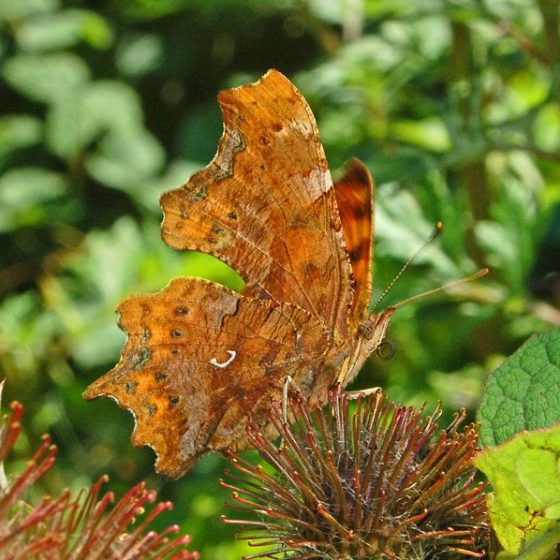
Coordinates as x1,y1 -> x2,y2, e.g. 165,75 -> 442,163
186,185 -> 208,202
126,380 -> 138,394
133,348 -> 151,369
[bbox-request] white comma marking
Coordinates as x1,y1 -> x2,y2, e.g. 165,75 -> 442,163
209,350 -> 237,369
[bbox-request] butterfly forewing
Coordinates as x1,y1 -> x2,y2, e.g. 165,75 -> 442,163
160,70 -> 354,337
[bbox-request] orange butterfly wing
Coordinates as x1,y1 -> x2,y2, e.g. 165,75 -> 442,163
160,70 -> 354,337
84,278 -> 325,478
334,158 -> 374,326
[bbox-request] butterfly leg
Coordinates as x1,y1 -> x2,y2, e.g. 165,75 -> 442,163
276,375 -> 299,452
282,375 -> 300,424
344,387 -> 381,400
334,357 -> 351,386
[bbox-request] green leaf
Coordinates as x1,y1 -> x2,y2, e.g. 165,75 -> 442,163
15,9 -> 113,51
534,103 -> 560,152
115,33 -> 163,77
0,291 -> 62,388
376,183 -> 461,277
0,167 -> 67,204
0,167 -> 69,231
0,0 -> 58,21
475,153 -> 543,295
308,0 -> 345,24
475,424 -> 560,557
85,128 -> 165,190
0,114 -> 42,163
2,53 -> 90,103
390,117 -> 451,152
478,329 -> 560,448
46,81 -> 144,159
486,67 -> 550,123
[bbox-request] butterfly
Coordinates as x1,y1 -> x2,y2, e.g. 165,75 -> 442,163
84,69 -> 395,479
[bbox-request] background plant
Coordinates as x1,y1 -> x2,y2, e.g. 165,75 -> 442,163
0,390 -> 198,558
0,0 -> 558,557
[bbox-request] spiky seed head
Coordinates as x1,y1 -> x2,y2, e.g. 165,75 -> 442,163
222,387 -> 488,559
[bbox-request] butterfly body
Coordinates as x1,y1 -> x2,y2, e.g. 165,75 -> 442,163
84,70 -> 394,478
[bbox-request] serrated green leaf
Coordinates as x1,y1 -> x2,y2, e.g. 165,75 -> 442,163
15,9 -> 113,51
475,424 -> 560,556
2,53 -> 90,103
478,329 -> 560,447
46,81 -> 144,159
0,114 -> 42,162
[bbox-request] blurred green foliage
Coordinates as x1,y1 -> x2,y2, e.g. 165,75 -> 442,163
0,0 -> 559,557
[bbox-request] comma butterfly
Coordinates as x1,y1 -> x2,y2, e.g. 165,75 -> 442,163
84,70 -> 395,478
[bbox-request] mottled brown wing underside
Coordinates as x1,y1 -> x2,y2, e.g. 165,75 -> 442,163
334,158 -> 374,325
160,70 -> 354,337
84,278 -> 326,478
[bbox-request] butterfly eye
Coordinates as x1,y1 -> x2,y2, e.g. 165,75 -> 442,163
358,322 -> 374,340
376,340 -> 396,361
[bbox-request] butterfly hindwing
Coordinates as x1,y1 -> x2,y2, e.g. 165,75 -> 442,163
334,158 -> 374,325
84,278 -> 326,478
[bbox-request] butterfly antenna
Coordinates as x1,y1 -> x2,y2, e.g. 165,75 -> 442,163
373,221 -> 444,310
393,267 -> 489,309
